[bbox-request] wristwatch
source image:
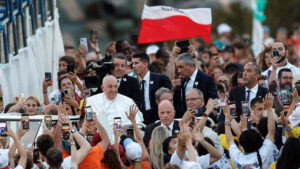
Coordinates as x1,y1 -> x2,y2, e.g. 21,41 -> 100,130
71,128 -> 76,133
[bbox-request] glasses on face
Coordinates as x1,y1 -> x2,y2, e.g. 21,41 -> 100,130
281,76 -> 293,81
186,97 -> 201,102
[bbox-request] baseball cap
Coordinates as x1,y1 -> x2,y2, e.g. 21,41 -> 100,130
217,23 -> 232,35
263,26 -> 270,33
123,138 -> 142,161
146,45 -> 159,55
222,45 -> 235,53
0,149 -> 9,169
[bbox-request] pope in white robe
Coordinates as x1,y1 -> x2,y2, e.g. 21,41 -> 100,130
86,75 -> 144,126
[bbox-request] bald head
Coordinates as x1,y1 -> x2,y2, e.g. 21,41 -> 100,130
158,100 -> 175,126
101,75 -> 118,100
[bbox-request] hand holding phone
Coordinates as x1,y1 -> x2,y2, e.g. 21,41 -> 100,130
44,116 -> 52,130
85,106 -> 93,121
67,64 -> 75,73
21,114 -> 30,130
45,72 -> 52,81
62,123 -> 70,140
114,117 -> 122,131
80,38 -> 88,51
90,30 -> 97,43
33,148 -> 40,163
0,121 -> 7,137
176,40 -> 190,54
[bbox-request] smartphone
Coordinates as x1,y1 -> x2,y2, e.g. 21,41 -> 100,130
19,107 -> 25,114
21,114 -> 29,130
176,40 -> 190,54
45,72 -> 52,81
0,121 -> 7,137
67,64 -> 75,73
273,50 -> 279,57
230,108 -> 236,117
127,128 -> 134,138
281,89 -> 289,105
213,52 -> 224,65
242,101 -> 250,116
0,97 -> 3,106
193,107 -> 204,116
217,99 -> 226,107
85,106 -> 93,121
86,134 -> 94,143
295,81 -> 300,96
33,148 -> 39,163
114,117 -> 122,131
62,123 -> 70,140
90,30 -> 97,43
189,117 -> 195,129
64,88 -> 73,98
80,38 -> 88,51
44,116 -> 52,130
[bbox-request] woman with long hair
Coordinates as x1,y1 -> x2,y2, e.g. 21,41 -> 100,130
276,137 -> 300,169
258,45 -> 272,72
150,126 -> 170,169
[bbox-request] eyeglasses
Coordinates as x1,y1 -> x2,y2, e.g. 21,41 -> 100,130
281,77 -> 293,81
186,97 -> 201,102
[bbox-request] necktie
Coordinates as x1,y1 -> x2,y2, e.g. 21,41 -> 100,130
140,80 -> 145,111
181,78 -> 190,110
246,90 -> 251,101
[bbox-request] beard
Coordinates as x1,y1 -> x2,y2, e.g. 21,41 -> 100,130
279,82 -> 292,91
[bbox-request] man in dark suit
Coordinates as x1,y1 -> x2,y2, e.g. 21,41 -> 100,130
173,53 -> 218,118
143,100 -> 180,148
112,53 -> 141,109
132,53 -> 172,124
229,62 -> 268,121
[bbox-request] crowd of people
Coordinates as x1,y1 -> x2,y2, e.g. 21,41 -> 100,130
1,22 -> 300,169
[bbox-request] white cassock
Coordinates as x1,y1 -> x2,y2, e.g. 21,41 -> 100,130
86,93 -> 144,126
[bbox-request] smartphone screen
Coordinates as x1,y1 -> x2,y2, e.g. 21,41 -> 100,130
114,117 -> 122,131
33,148 -> 39,163
64,88 -> 73,98
45,72 -> 52,81
44,116 -> 52,130
127,128 -> 134,138
67,64 -> 75,73
0,97 -> 3,105
90,30 -> 97,43
87,134 -> 94,143
0,121 -> 7,137
281,89 -> 289,105
85,106 -> 93,121
230,108 -> 236,116
80,38 -> 88,51
62,123 -> 70,140
21,114 -> 29,130
273,50 -> 279,57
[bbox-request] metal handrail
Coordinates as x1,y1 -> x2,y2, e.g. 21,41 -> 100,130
0,0 -> 55,63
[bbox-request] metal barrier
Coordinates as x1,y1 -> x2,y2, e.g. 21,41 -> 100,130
0,0 -> 54,63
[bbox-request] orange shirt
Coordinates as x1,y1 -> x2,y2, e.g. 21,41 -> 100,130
62,149 -> 70,159
78,144 -> 104,169
127,161 -> 151,169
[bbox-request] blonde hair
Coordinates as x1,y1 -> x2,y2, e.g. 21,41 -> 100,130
150,126 -> 170,169
25,96 -> 41,107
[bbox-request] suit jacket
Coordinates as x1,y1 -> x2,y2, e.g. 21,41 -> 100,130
142,72 -> 172,124
143,120 -> 180,148
118,74 -> 142,110
229,85 -> 268,121
174,69 -> 218,118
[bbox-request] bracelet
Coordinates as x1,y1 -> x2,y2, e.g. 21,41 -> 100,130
284,126 -> 293,131
224,120 -> 231,126
96,51 -> 101,54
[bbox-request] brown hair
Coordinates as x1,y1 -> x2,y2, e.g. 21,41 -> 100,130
258,45 -> 272,72
25,96 -> 41,107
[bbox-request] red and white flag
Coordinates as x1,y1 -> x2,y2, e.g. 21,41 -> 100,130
137,5 -> 212,44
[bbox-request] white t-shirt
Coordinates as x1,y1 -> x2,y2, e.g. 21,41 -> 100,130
12,165 -> 24,169
229,139 -> 274,169
210,153 -> 232,169
261,62 -> 300,78
170,150 -> 210,169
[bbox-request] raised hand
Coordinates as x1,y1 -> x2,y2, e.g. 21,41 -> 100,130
264,93 -> 274,109
126,104 -> 138,122
192,129 -> 204,142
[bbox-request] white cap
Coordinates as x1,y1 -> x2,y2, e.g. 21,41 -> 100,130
146,45 -> 159,55
182,161 -> 202,169
125,141 -> 142,161
0,149 -> 9,168
289,104 -> 300,128
217,23 -> 232,35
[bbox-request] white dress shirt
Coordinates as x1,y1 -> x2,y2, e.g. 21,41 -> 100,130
161,121 -> 174,136
185,69 -> 198,95
86,93 -> 144,125
245,84 -> 259,103
143,71 -> 151,110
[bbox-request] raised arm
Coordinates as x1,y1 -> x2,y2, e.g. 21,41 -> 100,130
43,78 -> 52,105
126,105 -> 151,163
192,130 -> 221,164
93,112 -> 110,151
196,99 -> 215,132
265,93 -> 275,142
182,124 -> 197,162
69,133 -> 79,169
113,126 -> 127,169
6,128 -> 27,169
224,105 -> 235,146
